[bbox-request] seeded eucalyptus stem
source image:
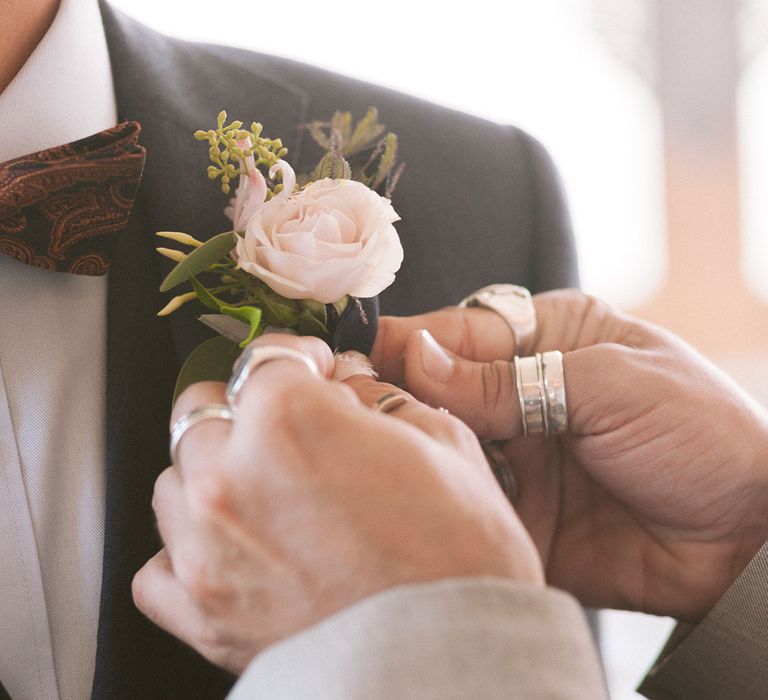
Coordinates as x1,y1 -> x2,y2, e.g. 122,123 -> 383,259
194,110 -> 288,195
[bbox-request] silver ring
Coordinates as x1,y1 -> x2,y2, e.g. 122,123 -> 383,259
536,353 -> 550,435
374,392 -> 410,414
169,404 -> 235,464
459,284 -> 537,355
514,356 -> 527,437
227,345 -> 320,407
517,355 -> 546,435
541,351 -> 568,434
513,351 -> 568,436
483,441 -> 518,503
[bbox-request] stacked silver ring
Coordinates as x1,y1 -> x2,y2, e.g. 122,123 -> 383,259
514,350 -> 567,437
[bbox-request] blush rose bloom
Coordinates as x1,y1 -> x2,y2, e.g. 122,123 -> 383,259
234,178 -> 403,304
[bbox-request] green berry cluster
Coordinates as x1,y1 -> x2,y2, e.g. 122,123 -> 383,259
194,111 -> 289,194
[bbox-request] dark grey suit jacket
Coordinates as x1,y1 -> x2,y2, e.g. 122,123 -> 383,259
87,3 -> 579,698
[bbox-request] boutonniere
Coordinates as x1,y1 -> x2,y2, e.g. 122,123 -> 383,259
156,109 -> 404,399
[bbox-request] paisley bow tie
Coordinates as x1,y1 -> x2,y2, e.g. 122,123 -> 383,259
0,121 -> 146,276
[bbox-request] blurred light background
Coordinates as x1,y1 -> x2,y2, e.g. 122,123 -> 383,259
108,0 -> 768,696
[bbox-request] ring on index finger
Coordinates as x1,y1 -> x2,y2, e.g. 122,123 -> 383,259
459,284 -> 537,356
227,345 -> 320,408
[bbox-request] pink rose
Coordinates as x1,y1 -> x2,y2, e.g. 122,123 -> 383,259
234,178 -> 403,304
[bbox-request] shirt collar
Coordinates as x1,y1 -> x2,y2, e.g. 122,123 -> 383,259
0,0 -> 118,162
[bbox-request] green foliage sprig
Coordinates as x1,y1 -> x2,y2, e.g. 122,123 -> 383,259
302,107 -> 405,198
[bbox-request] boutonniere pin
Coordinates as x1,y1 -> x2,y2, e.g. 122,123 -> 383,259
156,109 -> 404,398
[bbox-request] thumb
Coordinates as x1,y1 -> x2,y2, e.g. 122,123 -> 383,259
406,330 -> 640,443
404,329 -> 522,440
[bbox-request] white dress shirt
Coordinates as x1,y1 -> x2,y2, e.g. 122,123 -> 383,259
0,1 -> 118,698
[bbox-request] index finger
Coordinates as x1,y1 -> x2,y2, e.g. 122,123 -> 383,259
372,289 -> 659,386
371,306 -> 515,384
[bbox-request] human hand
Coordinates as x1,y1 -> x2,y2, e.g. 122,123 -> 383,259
372,290 -> 768,621
132,334 -> 542,673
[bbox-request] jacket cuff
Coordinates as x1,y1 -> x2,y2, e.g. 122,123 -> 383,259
228,577 -> 606,700
639,540 -> 768,700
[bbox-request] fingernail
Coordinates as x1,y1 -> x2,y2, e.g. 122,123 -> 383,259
332,351 -> 379,381
418,330 -> 454,383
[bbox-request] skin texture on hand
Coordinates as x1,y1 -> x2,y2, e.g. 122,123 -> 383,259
132,334 -> 543,674
371,290 -> 768,622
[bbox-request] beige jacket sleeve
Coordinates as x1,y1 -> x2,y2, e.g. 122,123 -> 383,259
639,541 -> 768,700
228,578 -> 607,700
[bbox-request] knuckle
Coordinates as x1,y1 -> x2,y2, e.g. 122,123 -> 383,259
186,470 -> 234,520
197,626 -> 230,658
582,293 -> 612,320
131,569 -> 147,610
457,308 -> 480,359
439,412 -> 474,443
269,379 -> 323,422
480,360 -> 515,414
333,381 -> 360,406
179,555 -> 233,610
282,380 -> 340,427
151,467 -> 175,514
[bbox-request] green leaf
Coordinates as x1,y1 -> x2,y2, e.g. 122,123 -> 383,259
190,276 -> 264,348
297,309 -> 330,341
304,121 -> 332,150
346,107 -> 386,155
173,336 -> 241,405
255,288 -> 300,327
189,275 -> 221,311
312,150 -> 352,180
220,304 -> 263,348
159,231 -> 236,292
300,299 -> 327,325
331,110 -> 353,143
332,295 -> 350,318
373,133 -> 399,189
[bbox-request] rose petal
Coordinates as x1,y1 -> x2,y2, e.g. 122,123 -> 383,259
237,176 -> 403,302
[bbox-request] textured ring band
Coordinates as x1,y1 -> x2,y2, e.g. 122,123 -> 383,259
536,352 -> 550,435
517,354 -> 546,435
169,404 -> 235,465
541,350 -> 568,434
227,345 -> 320,408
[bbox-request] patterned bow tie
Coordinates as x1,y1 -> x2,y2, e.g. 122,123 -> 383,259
0,121 -> 146,276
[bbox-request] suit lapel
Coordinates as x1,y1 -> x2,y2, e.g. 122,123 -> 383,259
94,3 -> 308,697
